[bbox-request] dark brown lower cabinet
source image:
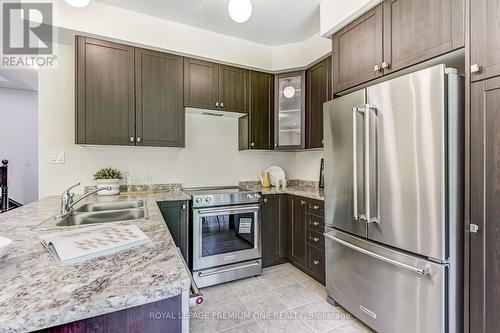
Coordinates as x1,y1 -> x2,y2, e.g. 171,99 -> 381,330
261,194 -> 285,268
36,295 -> 182,333
469,78 -> 500,332
284,195 -> 325,283
285,195 -> 307,267
157,201 -> 190,266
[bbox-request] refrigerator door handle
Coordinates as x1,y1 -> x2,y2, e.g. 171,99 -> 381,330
324,233 -> 431,276
364,104 -> 378,223
352,107 -> 360,220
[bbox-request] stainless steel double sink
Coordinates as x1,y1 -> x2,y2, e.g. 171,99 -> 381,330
55,200 -> 148,227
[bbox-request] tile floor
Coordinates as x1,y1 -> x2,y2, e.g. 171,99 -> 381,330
190,263 -> 375,333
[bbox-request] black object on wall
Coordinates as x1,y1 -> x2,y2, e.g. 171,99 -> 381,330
1,160 -> 9,213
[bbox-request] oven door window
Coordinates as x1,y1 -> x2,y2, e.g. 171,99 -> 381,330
201,212 -> 255,257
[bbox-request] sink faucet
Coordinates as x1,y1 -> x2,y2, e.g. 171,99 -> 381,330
57,182 -> 111,219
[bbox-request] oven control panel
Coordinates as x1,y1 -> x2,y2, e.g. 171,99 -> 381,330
190,192 -> 262,208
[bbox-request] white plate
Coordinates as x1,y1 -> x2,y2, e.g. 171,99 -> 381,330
266,166 -> 286,187
0,236 -> 13,259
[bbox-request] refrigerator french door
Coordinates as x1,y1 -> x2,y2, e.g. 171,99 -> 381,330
324,64 -> 463,333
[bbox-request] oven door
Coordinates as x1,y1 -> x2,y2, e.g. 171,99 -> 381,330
192,204 -> 261,271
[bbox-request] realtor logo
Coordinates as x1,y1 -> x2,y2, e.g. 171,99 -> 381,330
1,1 -> 56,68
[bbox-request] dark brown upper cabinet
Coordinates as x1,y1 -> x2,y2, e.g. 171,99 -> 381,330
333,0 -> 464,94
218,65 -> 248,113
184,58 -> 247,113
306,57 -> 332,149
470,0 -> 500,82
135,48 -> 185,147
274,71 -> 306,150
239,71 -> 274,150
76,37 -> 135,146
383,0 -> 464,74
332,4 -> 384,94
183,58 -> 219,110
76,36 -> 185,147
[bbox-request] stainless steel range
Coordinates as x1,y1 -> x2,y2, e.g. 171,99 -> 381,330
184,186 -> 262,288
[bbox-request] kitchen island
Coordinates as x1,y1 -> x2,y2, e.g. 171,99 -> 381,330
0,191 -> 192,333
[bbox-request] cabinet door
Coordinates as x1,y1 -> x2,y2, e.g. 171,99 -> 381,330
219,65 -> 247,113
135,49 -> 184,147
183,58 -> 219,110
75,37 -> 135,145
275,71 -> 306,150
158,201 -> 190,265
470,78 -> 500,333
248,71 -> 274,150
470,0 -> 500,81
332,4 -> 383,94
383,0 -> 464,74
285,195 -> 306,266
261,195 -> 284,268
306,57 -> 331,149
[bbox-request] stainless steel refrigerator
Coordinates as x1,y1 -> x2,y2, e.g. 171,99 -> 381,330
323,64 -> 463,333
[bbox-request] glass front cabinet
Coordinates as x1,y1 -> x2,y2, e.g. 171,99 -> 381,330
274,71 -> 306,150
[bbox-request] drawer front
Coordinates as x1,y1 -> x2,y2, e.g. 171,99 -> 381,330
306,227 -> 325,249
306,213 -> 324,232
306,244 -> 325,282
306,199 -> 324,216
325,229 -> 446,333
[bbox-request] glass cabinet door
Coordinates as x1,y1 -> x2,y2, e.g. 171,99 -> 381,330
275,71 -> 305,150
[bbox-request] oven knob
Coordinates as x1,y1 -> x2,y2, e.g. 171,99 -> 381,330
205,197 -> 212,203
195,197 -> 202,203
247,193 -> 254,199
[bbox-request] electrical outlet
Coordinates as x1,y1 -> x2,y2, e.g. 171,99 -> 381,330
49,151 -> 65,164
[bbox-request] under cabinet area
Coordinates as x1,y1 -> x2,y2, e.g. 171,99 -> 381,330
184,58 -> 247,113
75,36 -> 185,147
333,0 -> 465,94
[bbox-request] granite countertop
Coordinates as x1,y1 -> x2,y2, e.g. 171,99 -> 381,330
0,190 -> 192,333
239,180 -> 325,201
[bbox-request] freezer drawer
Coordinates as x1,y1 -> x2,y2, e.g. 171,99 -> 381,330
325,229 -> 447,333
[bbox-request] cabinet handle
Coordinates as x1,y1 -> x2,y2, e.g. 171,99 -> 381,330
130,137 -> 134,142
313,237 -> 319,242
471,64 -> 481,73
215,101 -> 219,107
181,204 -> 186,210
313,260 -> 320,265
263,198 -> 267,203
311,205 -> 320,210
381,61 -> 390,69
220,102 -> 224,108
374,64 -> 382,72
301,200 -> 306,205
136,137 -> 141,143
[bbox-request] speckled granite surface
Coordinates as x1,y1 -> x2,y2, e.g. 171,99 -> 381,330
239,180 -> 324,201
0,190 -> 192,333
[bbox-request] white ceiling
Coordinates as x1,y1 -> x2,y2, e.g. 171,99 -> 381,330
0,69 -> 38,91
94,0 -> 322,46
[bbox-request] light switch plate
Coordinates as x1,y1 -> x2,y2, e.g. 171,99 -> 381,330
49,151 -> 65,164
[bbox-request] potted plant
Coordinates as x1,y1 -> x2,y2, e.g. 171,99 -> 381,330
93,168 -> 123,196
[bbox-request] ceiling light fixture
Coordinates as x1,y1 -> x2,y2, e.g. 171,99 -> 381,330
65,0 -> 90,8
283,86 -> 296,98
228,0 -> 253,23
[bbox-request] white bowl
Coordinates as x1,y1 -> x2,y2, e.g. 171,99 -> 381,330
0,236 -> 13,259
